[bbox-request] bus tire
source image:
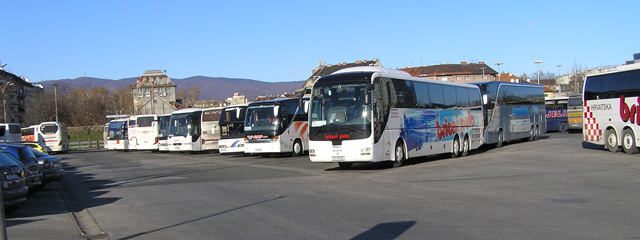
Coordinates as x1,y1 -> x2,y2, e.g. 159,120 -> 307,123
535,125 -> 540,140
393,141 -> 406,168
291,139 -> 303,157
622,129 -> 639,154
451,136 -> 461,158
496,130 -> 504,148
605,129 -> 619,152
461,136 -> 470,157
338,162 -> 353,169
528,126 -> 535,141
559,122 -> 569,133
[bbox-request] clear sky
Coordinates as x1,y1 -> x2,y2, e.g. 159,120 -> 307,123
2,0 -> 638,83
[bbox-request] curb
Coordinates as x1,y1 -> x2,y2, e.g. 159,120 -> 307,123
59,180 -> 110,240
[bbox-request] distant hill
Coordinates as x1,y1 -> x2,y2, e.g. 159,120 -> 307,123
37,76 -> 305,101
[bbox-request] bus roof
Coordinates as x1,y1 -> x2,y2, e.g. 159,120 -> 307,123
587,62 -> 640,77
324,66 -> 480,89
248,98 -> 304,107
171,108 -> 203,114
471,81 -> 543,88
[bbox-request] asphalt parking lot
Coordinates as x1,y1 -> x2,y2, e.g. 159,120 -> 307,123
7,132 -> 640,239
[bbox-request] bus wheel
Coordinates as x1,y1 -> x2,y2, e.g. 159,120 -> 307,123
559,122 -> 569,133
528,127 -> 535,141
338,162 -> 353,169
496,130 -> 504,148
461,136 -> 470,157
535,125 -> 540,140
393,141 -> 405,168
622,129 -> 639,154
451,136 -> 461,158
291,139 -> 303,157
605,129 -> 619,152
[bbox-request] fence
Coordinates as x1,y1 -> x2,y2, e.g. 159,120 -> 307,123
70,140 -> 105,150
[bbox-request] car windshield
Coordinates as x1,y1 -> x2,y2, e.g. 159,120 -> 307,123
0,151 -> 23,167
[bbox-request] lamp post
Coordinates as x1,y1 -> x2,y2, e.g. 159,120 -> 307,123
1,81 -> 13,123
556,65 -> 562,95
480,67 -> 486,81
495,62 -> 503,81
53,83 -> 59,122
535,60 -> 543,84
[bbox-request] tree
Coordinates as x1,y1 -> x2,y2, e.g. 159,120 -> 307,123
569,62 -> 587,94
177,85 -> 201,108
70,87 -> 110,147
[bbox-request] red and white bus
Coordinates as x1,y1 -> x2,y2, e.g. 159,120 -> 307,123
583,63 -> 640,154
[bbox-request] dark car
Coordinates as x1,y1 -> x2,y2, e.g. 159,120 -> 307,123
29,148 -> 64,186
0,150 -> 29,214
0,144 -> 42,195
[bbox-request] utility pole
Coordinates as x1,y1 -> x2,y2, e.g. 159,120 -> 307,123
53,83 -> 59,122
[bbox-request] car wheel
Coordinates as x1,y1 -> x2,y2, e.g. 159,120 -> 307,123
622,129 -> 639,154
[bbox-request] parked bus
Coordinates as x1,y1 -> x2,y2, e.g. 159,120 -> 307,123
0,123 -> 21,143
132,115 -> 159,150
157,114 -> 171,152
471,81 -> 546,147
567,94 -> 583,131
21,125 -> 37,142
106,118 -> 129,150
583,63 -> 640,154
201,107 -> 223,151
219,104 -> 248,154
35,122 -> 70,153
308,66 -> 484,168
545,97 -> 569,132
244,98 -> 309,156
127,116 -> 137,150
168,108 -> 203,152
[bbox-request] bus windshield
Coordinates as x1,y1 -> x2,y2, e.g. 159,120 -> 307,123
309,79 -> 371,139
108,121 -> 126,140
245,105 -> 279,133
169,113 -> 193,137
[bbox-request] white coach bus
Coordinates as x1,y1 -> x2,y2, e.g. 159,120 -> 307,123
307,66 -> 484,169
219,104 -> 248,154
201,107 -> 223,152
132,115 -> 159,150
168,108 -> 203,152
244,98 -> 309,156
583,62 -> 640,154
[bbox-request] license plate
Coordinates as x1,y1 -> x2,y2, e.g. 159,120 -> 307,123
255,148 -> 262,152
332,156 -> 345,161
5,174 -> 20,181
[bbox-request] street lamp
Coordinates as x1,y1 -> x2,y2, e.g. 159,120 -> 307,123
495,62 -> 503,81
1,81 -> 14,123
53,83 -> 59,122
480,67 -> 486,81
535,60 -> 543,84
556,65 -> 562,95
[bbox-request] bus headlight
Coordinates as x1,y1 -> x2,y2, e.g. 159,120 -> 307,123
309,149 -> 316,157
